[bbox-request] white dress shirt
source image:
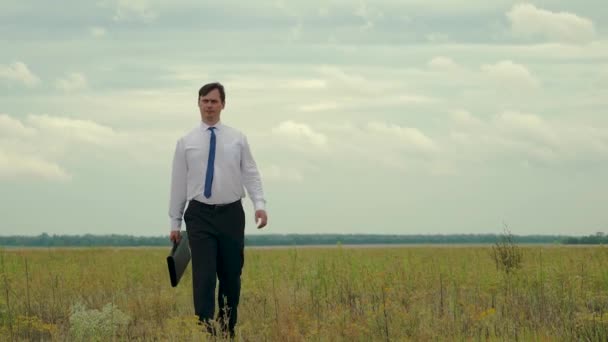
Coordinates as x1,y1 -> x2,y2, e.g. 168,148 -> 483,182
169,121 -> 265,231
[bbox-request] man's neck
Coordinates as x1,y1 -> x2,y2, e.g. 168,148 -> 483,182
202,118 -> 220,126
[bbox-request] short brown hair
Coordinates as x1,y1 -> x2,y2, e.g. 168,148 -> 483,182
198,82 -> 225,103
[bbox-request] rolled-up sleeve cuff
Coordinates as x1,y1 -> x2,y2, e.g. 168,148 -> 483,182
253,200 -> 266,212
170,220 -> 182,231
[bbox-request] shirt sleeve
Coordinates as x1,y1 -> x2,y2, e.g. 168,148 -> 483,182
240,134 -> 266,211
169,138 -> 188,231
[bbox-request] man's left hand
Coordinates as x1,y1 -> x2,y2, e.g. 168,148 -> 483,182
255,210 -> 268,229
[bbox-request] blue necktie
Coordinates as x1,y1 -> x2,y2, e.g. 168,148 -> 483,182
204,127 -> 216,198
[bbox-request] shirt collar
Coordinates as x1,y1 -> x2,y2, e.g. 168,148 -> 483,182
200,121 -> 222,131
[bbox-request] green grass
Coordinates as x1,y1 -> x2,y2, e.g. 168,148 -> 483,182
1,245 -> 608,341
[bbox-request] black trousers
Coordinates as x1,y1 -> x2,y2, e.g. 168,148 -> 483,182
184,199 -> 245,336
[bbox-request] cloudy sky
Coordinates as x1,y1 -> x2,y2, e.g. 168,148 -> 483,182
1,1 -> 607,236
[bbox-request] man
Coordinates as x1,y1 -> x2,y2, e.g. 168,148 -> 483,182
168,82 -> 268,338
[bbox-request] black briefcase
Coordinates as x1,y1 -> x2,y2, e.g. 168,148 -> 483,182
167,232 -> 191,287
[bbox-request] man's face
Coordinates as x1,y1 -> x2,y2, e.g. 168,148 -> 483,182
198,89 -> 224,124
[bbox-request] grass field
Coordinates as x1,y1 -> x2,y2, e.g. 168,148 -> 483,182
1,245 -> 608,341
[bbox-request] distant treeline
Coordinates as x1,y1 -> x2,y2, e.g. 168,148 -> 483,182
562,233 -> 608,245
0,232 -> 601,247
245,234 -> 568,246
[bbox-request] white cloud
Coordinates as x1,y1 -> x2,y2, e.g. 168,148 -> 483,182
317,122 -> 358,133
110,0 -> 157,22
507,4 -> 596,44
261,164 -> 303,182
497,111 -> 558,147
298,102 -> 339,112
267,111 -> 607,175
55,73 -> 88,92
27,114 -> 120,146
367,121 -> 439,153
226,77 -> 326,91
395,94 -> 437,104
0,114 -> 181,180
0,114 -> 36,137
446,109 -> 608,165
354,1 -> 383,31
315,66 -> 367,88
428,56 -> 460,70
272,120 -> 328,147
285,79 -> 327,89
38,87 -> 195,124
89,26 -> 107,37
306,65 -> 422,102
309,121 -> 443,172
163,66 -> 208,82
481,60 -> 540,89
0,149 -> 71,182
450,110 -> 483,127
0,62 -> 41,87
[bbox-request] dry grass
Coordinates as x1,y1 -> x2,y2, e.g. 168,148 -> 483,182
1,245 -> 608,341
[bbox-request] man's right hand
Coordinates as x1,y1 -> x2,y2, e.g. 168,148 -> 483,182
170,230 -> 181,244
